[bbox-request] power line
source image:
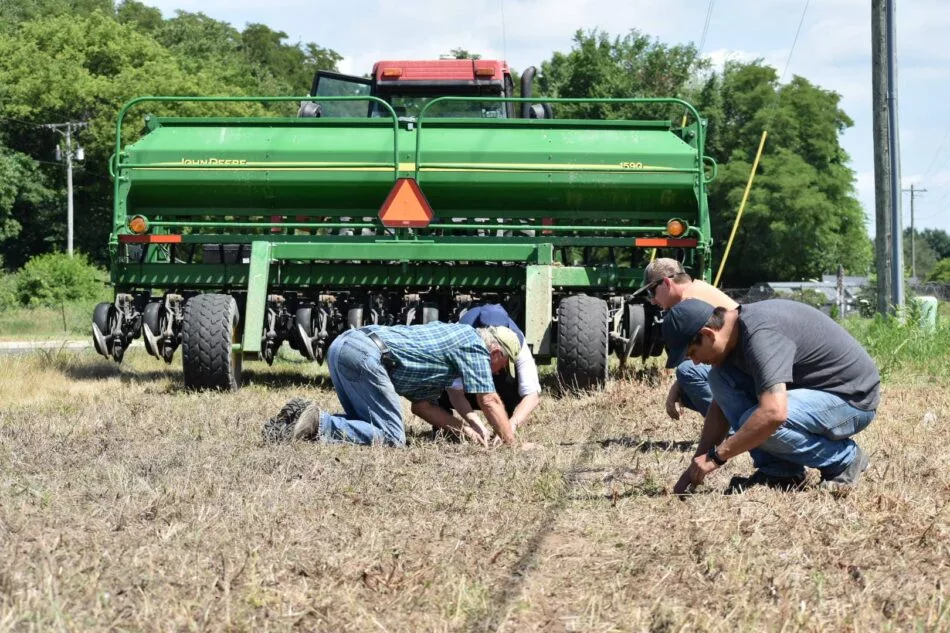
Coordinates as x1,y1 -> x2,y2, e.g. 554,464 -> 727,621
698,0 -> 717,54
779,0 -> 811,84
923,127 -> 950,179
760,0 -> 812,129
0,115 -> 47,129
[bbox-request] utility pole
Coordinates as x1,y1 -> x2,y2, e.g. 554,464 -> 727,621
871,0 -> 903,314
886,0 -> 903,311
903,184 -> 927,280
45,121 -> 87,256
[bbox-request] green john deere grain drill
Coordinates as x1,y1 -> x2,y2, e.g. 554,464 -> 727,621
92,58 -> 716,391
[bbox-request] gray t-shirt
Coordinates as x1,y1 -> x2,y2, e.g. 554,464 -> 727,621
730,300 -> 880,411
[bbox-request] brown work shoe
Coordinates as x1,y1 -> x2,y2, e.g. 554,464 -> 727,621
292,404 -> 323,442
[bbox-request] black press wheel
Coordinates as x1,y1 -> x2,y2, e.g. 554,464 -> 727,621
181,294 -> 242,391
556,294 -> 609,391
92,301 -> 122,362
142,302 -> 165,359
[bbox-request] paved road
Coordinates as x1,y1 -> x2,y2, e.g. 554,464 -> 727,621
0,340 -> 142,355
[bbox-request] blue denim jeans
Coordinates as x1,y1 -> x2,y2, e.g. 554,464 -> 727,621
676,361 -> 713,416
319,329 -> 407,447
708,364 -> 875,478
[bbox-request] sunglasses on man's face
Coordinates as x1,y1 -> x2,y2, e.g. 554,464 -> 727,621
645,274 -> 677,299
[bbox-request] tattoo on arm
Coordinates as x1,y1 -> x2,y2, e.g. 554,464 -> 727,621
762,383 -> 787,395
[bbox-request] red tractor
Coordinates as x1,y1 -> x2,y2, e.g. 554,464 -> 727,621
298,58 -> 551,119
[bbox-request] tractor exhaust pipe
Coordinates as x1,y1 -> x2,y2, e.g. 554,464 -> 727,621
520,66 -> 537,118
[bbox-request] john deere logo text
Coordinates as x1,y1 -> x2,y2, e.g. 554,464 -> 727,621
180,158 -> 248,165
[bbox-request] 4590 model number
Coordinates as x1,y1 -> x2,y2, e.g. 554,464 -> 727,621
619,161 -> 643,169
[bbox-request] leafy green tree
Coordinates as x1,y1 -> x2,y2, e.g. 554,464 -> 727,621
928,258 -> 950,283
0,140 -> 59,269
449,48 -> 480,60
115,0 -> 162,33
0,11 -> 267,264
0,0 -> 113,30
534,36 -> 869,284
0,147 -> 36,241
920,228 -> 950,260
693,62 -> 871,284
538,29 -> 704,120
903,228 -> 939,279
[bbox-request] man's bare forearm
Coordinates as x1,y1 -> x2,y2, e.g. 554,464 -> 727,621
509,392 -> 539,428
447,388 -> 481,425
411,401 -> 464,433
475,392 -> 515,444
694,401 -> 730,456
717,387 -> 787,460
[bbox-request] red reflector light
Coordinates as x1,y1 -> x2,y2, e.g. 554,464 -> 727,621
474,67 -> 495,77
381,67 -> 403,78
119,234 -> 182,244
635,238 -> 698,248
378,178 -> 434,228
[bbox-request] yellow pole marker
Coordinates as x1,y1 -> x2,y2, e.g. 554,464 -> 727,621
714,130 -> 768,287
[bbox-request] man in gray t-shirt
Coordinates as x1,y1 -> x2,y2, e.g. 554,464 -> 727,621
662,299 -> 880,494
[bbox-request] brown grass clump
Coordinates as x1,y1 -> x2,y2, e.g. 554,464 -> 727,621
1,350 -> 948,631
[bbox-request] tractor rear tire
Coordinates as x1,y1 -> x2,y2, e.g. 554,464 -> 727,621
557,294 -> 609,391
181,294 -> 242,391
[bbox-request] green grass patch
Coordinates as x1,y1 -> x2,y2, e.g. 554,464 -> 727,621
843,310 -> 950,381
0,296 -> 110,339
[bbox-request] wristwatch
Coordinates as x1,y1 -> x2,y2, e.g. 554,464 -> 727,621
706,445 -> 727,466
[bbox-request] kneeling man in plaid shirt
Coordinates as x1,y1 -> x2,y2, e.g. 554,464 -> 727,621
263,322 -> 525,447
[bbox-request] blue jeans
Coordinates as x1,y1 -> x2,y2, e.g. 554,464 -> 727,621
319,329 -> 407,447
708,364 -> 875,478
676,361 -> 713,416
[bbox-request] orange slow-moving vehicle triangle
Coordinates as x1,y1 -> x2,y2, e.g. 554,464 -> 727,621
378,178 -> 434,228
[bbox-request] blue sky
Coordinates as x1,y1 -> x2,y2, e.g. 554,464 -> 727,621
144,0 -> 950,238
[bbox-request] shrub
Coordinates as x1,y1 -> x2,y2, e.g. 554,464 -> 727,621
15,252 -> 104,308
929,258 -> 950,283
0,272 -> 17,312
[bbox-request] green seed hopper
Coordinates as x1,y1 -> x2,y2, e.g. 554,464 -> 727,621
93,93 -> 716,391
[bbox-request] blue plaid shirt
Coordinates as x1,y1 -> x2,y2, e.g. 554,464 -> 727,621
363,322 -> 495,402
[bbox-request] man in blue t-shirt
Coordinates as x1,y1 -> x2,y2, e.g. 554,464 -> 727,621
262,322 -> 525,448
664,299 -> 880,494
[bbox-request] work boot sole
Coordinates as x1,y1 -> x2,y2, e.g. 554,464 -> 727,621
262,397 -> 312,443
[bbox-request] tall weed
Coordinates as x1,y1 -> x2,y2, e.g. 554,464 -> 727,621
844,312 -> 950,380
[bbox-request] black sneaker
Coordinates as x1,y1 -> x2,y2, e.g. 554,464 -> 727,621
262,397 -> 312,443
819,445 -> 870,491
725,470 -> 807,494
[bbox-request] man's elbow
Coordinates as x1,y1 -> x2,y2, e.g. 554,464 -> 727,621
762,405 -> 788,428
476,392 -> 503,407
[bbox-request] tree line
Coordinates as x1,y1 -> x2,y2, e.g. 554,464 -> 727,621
1,1 -> 947,286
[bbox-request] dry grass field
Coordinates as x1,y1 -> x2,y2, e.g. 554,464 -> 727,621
1,344 -> 949,632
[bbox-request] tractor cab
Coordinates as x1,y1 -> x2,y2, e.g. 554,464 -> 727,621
301,58 -> 548,119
